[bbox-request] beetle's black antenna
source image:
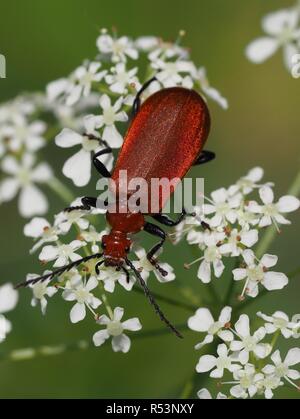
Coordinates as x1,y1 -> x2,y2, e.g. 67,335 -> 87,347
122,266 -> 130,284
16,253 -> 104,289
125,257 -> 183,339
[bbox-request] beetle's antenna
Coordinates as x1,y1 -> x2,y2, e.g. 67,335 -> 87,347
125,258 -> 183,339
16,253 -> 104,289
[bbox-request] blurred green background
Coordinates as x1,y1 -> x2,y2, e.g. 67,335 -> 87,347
0,0 -> 299,399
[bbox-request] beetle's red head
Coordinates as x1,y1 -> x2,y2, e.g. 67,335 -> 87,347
101,232 -> 131,267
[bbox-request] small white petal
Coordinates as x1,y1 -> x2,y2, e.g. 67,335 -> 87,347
188,308 -> 214,332
112,334 -> 131,353
196,355 -> 216,373
259,186 -> 274,205
0,283 -> 19,313
246,37 -> 278,63
63,149 -> 91,187
93,329 -> 110,346
276,195 -> 300,213
55,128 -> 82,148
122,318 -> 142,331
70,302 -> 86,323
285,348 -> 300,367
260,254 -> 278,268
19,185 -> 48,217
263,272 -> 288,290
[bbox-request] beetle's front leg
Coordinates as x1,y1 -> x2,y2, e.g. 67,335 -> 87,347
93,147 -> 112,178
64,196 -> 98,212
132,76 -> 158,117
143,222 -> 168,277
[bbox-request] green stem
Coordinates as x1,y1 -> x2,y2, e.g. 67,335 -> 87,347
48,176 -> 75,204
256,169 -> 300,258
132,286 -> 198,312
0,325 -> 188,363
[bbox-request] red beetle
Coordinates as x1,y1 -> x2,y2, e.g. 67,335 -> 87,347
19,78 -> 214,337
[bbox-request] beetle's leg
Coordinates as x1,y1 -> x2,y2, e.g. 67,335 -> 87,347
64,196 -> 109,213
132,76 -> 158,117
151,208 -> 186,227
64,196 -> 97,212
193,150 -> 215,166
93,147 -> 112,178
143,222 -> 168,277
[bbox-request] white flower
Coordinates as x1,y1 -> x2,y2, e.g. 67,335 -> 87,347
66,62 -> 107,106
203,188 -> 241,228
257,311 -> 299,338
0,283 -> 19,343
39,240 -> 86,268
3,115 -> 46,152
152,59 -> 195,87
233,250 -> 289,298
96,31 -> 138,62
54,209 -> 89,234
219,228 -> 259,257
93,307 -> 142,353
246,7 -> 300,71
262,349 -> 300,390
247,186 -> 300,229
46,78 -> 71,102
228,167 -> 266,196
97,266 -> 135,293
188,306 -> 233,349
194,67 -> 228,109
24,217 -> 59,253
257,373 -> 283,399
27,274 -> 57,315
229,364 -> 262,399
62,275 -> 101,323
80,226 -> 106,253
105,63 -> 139,94
90,94 -> 128,148
133,247 -> 175,283
196,343 -> 241,378
197,388 -> 227,399
192,233 -> 227,284
0,154 -> 52,217
230,314 -> 270,365
0,283 -> 18,314
55,117 -> 113,187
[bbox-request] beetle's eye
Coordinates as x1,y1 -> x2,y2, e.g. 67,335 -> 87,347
125,246 -> 130,252
101,242 -> 107,249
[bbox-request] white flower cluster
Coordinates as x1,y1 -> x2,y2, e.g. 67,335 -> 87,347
0,283 -> 18,343
49,28 -> 228,188
246,2 -> 300,74
0,96 -> 54,217
189,308 -> 300,399
176,167 -> 299,299
23,198 -> 175,352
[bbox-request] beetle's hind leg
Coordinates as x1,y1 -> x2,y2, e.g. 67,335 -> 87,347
194,150 -> 215,166
132,76 -> 158,117
143,222 -> 168,277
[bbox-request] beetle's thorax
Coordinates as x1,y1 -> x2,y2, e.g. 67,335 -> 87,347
102,210 -> 145,267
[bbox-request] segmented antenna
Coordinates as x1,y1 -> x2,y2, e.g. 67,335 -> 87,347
125,258 -> 183,339
16,253 -> 104,289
